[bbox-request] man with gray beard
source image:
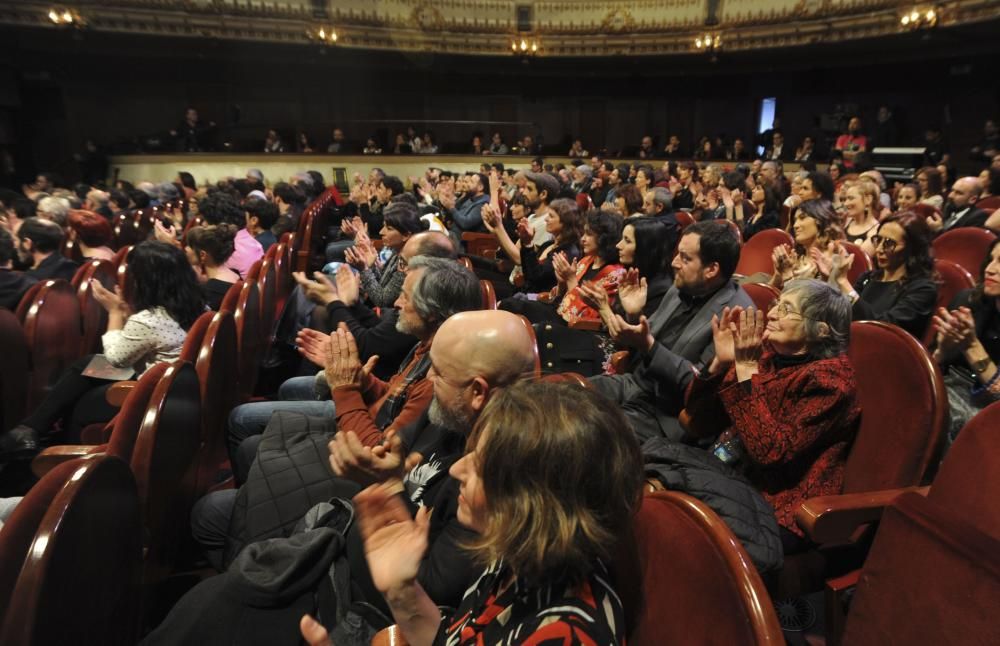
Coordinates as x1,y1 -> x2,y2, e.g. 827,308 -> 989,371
146,311 -> 538,645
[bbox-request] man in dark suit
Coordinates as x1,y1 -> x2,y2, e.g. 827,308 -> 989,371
931,177 -> 990,234
591,220 -> 753,442
0,227 -> 37,310
18,217 -> 79,282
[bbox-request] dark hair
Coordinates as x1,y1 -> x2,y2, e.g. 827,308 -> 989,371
625,217 -> 672,279
917,166 -> 943,197
722,171 -> 745,191
306,171 -> 326,192
988,168 -> 1000,197
73,183 -> 90,201
382,201 -> 427,236
472,173 -> 489,195
380,175 -> 405,197
198,191 -> 244,227
245,198 -> 279,230
272,182 -> 305,206
549,198 -> 582,248
683,220 -> 740,280
584,209 -> 622,265
178,172 -> 196,190
129,189 -> 150,209
794,199 -> 843,253
13,198 -> 37,220
975,237 -> 1000,303
68,210 -> 112,248
614,163 -> 631,182
759,185 -> 781,216
0,227 -> 15,265
108,190 -> 129,210
125,241 -> 205,330
805,171 -> 836,202
679,160 -> 700,183
877,211 -> 934,282
232,179 -> 253,199
18,217 -> 63,253
635,165 -> 655,186
524,171 -> 559,205
617,184 -> 643,215
186,223 -> 237,266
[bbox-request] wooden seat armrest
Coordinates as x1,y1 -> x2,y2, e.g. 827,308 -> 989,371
795,486 -> 929,544
609,350 -> 630,374
568,319 -> 602,331
371,625 -> 407,646
106,380 -> 138,407
31,445 -> 105,478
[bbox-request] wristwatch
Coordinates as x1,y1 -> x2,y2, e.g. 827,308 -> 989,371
971,357 -> 992,374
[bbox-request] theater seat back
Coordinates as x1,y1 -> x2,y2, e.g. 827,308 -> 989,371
734,228 -> 795,277
0,456 -> 142,645
843,321 -> 947,492
932,227 -> 997,277
924,259 -> 976,346
619,491 -> 783,644
0,309 -> 30,431
17,279 -> 84,409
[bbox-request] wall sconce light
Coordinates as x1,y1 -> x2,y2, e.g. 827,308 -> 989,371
308,26 -> 339,45
694,33 -> 721,51
900,6 -> 938,29
47,6 -> 83,27
511,37 -> 540,56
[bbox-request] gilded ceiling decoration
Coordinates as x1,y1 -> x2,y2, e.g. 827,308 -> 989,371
0,0 -> 997,56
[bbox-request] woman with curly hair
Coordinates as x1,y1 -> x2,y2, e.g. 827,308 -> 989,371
768,199 -> 843,290
0,241 -> 206,457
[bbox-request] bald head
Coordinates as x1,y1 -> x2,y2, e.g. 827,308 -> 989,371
432,310 -> 536,388
949,176 -> 983,210
402,230 -> 456,263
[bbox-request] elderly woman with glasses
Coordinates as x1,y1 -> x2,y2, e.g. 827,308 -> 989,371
684,279 -> 861,553
823,210 -> 938,339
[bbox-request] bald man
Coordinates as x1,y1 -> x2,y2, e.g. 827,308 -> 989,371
148,311 -> 538,644
934,176 -> 988,234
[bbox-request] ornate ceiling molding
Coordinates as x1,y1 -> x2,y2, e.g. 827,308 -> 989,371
0,0 -> 997,56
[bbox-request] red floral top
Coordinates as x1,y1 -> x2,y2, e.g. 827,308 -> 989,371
554,255 -> 624,324
685,352 -> 861,536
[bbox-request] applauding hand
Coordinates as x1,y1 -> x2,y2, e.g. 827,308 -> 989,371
324,322 -> 379,390
618,268 -> 648,317
355,482 -> 431,594
328,429 -> 410,488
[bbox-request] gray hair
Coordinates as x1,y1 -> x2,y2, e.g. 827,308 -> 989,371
781,279 -> 851,358
407,256 -> 482,329
37,196 -> 71,226
651,186 -> 672,211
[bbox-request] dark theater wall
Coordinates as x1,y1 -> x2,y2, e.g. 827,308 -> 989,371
0,25 -> 997,184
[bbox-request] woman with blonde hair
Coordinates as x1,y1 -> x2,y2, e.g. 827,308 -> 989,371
841,180 -> 881,256
302,380 -> 643,645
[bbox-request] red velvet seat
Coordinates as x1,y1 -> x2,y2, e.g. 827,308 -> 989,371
772,321 -> 948,598
619,490 -> 783,644
71,259 -> 118,354
181,214 -> 205,244
0,455 -> 142,645
0,309 -> 30,431
741,282 -> 780,312
932,227 -> 998,277
180,311 -> 240,496
675,210 -> 695,230
838,241 -> 873,285
221,280 -> 263,400
253,250 -> 278,343
923,259 -> 976,346
977,195 -> 1000,210
60,237 -> 85,262
734,228 -> 795,277
515,314 -> 542,378
834,401 -> 1000,645
15,279 -> 84,410
112,244 -> 133,291
295,186 -> 340,272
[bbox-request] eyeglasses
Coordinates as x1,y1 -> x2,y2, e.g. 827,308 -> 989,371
871,235 -> 900,253
768,299 -> 813,320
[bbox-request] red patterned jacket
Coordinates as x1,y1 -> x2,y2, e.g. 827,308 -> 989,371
685,352 -> 860,536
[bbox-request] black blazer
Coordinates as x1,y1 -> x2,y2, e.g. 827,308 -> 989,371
0,268 -> 37,310
27,253 -> 79,282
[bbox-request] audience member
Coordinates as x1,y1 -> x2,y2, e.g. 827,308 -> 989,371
769,199 -> 842,289
744,180 -> 781,241
67,209 -> 114,261
0,241 -> 204,458
300,379 -> 641,646
915,166 -> 945,209
346,201 -> 428,308
827,210 -> 937,339
515,195 -> 582,294
933,238 -> 1000,444
36,195 -> 71,227
244,198 -> 279,250
685,279 -> 859,552
834,116 -> 868,168
185,224 -> 239,310
928,176 -> 989,234
198,190 -> 264,277
841,181 -> 881,255
0,227 -> 36,310
590,220 -> 752,441
17,217 -> 79,281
